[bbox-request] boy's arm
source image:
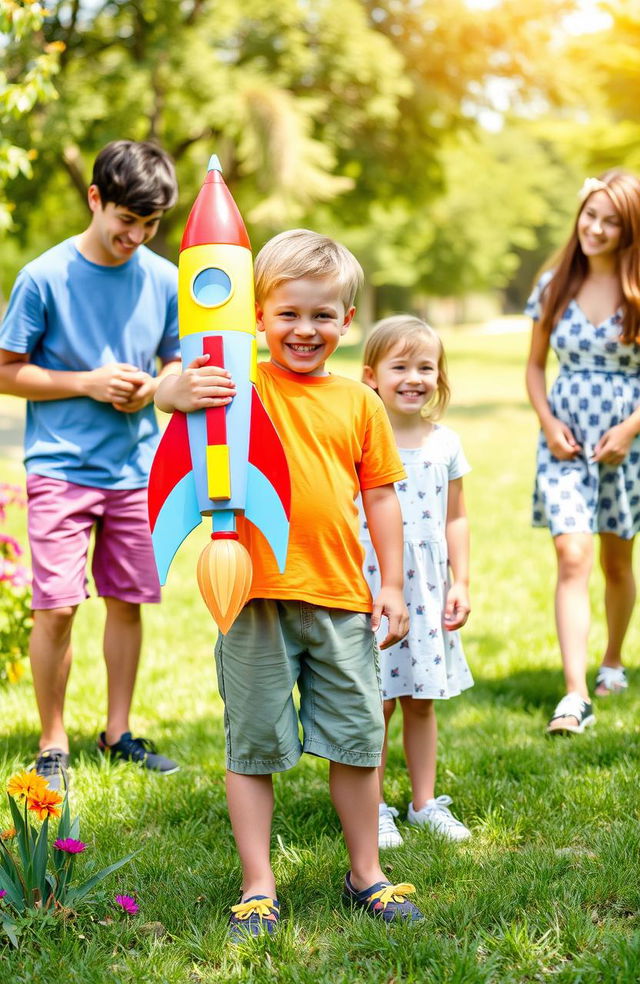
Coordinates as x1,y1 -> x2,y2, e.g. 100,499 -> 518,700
0,348 -> 147,405
361,483 -> 409,650
154,354 -> 236,413
443,477 -> 470,630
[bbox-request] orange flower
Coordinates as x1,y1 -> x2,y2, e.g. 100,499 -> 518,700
27,788 -> 63,820
7,770 -> 48,802
1,827 -> 16,840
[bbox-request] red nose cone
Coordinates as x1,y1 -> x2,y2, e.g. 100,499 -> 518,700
180,166 -> 251,252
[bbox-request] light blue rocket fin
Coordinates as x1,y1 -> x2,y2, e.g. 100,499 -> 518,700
151,471 -> 202,584
244,463 -> 290,572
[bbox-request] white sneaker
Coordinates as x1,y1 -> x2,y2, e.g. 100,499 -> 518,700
378,803 -> 404,849
407,795 -> 471,841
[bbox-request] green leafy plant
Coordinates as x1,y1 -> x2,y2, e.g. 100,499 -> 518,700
0,483 -> 32,686
0,771 -> 138,947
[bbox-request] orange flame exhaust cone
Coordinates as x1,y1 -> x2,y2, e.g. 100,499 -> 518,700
196,537 -> 253,634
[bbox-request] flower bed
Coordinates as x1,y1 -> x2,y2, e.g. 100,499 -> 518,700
0,771 -> 138,947
0,483 -> 32,686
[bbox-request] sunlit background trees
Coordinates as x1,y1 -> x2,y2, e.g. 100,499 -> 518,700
1,0 -> 638,321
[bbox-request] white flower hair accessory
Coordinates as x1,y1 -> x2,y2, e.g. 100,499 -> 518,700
578,177 -> 609,203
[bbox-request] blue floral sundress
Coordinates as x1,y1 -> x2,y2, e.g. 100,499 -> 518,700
360,424 -> 474,701
526,272 -> 640,539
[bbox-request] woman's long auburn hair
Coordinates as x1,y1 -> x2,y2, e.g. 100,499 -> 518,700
537,169 -> 640,344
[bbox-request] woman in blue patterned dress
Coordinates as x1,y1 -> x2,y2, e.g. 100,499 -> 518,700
525,169 -> 640,735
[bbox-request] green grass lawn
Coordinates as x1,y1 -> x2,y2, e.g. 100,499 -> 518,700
1,325 -> 639,982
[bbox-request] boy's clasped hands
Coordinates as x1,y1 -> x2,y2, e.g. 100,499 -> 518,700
84,361 -> 159,413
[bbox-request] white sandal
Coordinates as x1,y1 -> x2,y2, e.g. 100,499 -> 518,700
547,692 -> 595,736
594,665 -> 628,695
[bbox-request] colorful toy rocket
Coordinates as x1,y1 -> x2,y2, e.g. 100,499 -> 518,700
148,156 -> 291,633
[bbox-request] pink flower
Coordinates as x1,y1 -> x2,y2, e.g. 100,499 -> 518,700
0,533 -> 22,560
115,894 -> 139,914
54,837 -> 87,854
0,889 -> 7,899
0,559 -> 14,582
0,559 -> 32,588
0,482 -> 25,502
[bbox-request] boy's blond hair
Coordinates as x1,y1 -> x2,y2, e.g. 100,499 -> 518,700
363,315 -> 451,421
254,229 -> 364,308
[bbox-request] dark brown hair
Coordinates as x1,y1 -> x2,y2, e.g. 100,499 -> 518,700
92,140 -> 178,216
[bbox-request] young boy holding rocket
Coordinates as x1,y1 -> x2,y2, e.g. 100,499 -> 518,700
156,227 -> 424,939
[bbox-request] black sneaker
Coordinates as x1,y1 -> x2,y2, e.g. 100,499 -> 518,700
98,731 -> 179,775
33,748 -> 69,793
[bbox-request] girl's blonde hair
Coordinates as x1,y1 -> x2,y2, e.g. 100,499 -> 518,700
363,315 -> 450,420
537,168 -> 640,343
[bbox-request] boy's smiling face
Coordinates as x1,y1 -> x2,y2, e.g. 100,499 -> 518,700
256,276 -> 355,376
84,184 -> 163,266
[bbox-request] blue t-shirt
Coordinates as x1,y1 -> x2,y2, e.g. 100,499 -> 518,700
0,238 -> 179,489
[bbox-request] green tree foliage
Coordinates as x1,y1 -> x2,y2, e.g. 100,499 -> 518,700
571,1 -> 640,172
329,0 -> 584,308
7,0 -> 409,257
0,0 -> 63,234
418,126 -> 583,298
3,0 -> 613,311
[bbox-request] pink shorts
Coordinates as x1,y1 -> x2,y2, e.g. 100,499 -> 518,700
27,475 -> 161,610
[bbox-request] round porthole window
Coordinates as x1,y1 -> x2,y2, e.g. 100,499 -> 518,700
192,268 -> 232,307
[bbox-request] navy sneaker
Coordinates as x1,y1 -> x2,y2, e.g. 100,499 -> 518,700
228,895 -> 280,943
343,872 -> 423,922
33,748 -> 69,793
98,732 -> 179,774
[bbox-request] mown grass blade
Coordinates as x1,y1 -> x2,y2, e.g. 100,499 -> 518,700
64,850 -> 140,906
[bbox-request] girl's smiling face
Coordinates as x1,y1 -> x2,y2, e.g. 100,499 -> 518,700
364,338 -> 440,417
577,190 -> 623,261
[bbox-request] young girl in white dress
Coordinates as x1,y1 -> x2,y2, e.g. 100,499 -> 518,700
360,315 -> 474,849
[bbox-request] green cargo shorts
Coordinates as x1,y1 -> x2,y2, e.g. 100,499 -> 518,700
214,599 -> 384,775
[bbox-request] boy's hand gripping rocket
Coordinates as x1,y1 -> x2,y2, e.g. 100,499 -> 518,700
148,157 -> 290,633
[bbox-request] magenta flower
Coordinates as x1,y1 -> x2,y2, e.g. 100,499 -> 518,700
0,889 -> 7,899
0,533 -> 22,560
115,894 -> 139,914
54,837 -> 87,854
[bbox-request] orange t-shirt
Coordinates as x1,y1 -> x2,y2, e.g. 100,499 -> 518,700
238,362 -> 405,612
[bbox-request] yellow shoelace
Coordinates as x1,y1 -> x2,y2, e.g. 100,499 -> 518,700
230,897 -> 278,921
368,883 -> 417,908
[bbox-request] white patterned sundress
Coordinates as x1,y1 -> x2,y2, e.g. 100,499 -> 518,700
526,272 -> 640,539
360,424 -> 474,700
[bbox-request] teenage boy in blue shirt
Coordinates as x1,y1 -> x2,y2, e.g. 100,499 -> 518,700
0,140 -> 182,789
